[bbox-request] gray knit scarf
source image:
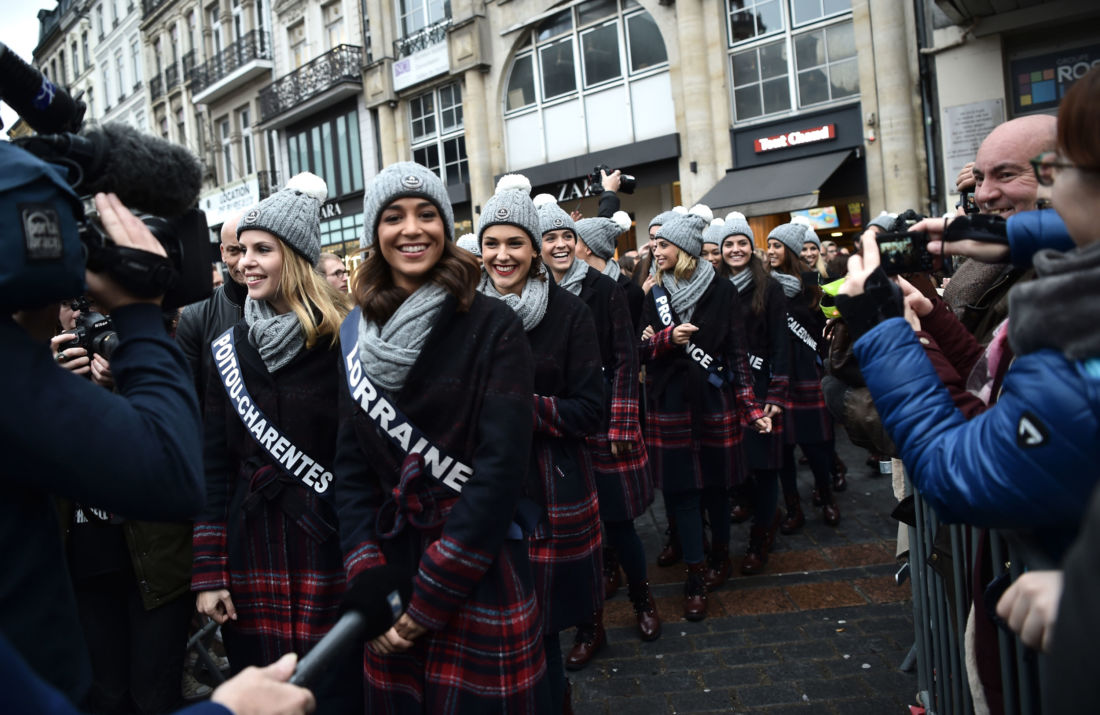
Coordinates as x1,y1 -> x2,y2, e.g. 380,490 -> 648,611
478,265 -> 550,332
245,297 -> 305,373
357,282 -> 448,394
772,271 -> 802,298
730,268 -> 753,295
602,259 -> 622,282
1009,241 -> 1100,360
557,257 -> 589,296
660,261 -> 714,323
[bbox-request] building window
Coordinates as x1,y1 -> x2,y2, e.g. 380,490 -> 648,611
170,23 -> 180,65
288,21 -> 306,68
219,118 -> 233,183
154,38 -> 163,75
131,40 -> 142,87
323,0 -> 345,50
159,115 -> 169,139
286,107 -> 364,201
231,0 -> 244,44
239,106 -> 254,176
82,31 -> 90,67
209,5 -> 223,57
397,0 -> 449,37
409,82 -> 466,185
87,87 -> 94,118
186,11 -> 198,53
59,50 -> 67,87
71,42 -> 80,79
96,6 -> 104,38
502,0 -> 672,169
102,67 -> 112,108
176,105 -> 186,144
115,51 -> 126,99
134,110 -> 145,130
726,0 -> 856,123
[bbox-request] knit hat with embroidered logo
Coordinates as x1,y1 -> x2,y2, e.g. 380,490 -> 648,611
533,193 -> 576,237
576,211 -> 632,260
456,233 -> 481,257
237,172 -> 327,266
702,218 -> 725,248
769,222 -> 808,257
657,204 -> 713,257
649,205 -> 686,230
478,174 -> 541,249
791,215 -> 820,249
361,161 -> 455,249
723,211 -> 754,243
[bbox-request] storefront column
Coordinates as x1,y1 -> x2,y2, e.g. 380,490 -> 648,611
703,1 -> 732,189
377,102 -> 398,167
674,0 -> 716,205
464,68 -> 492,221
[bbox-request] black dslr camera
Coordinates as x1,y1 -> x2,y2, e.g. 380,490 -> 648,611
59,297 -> 118,360
875,210 -> 935,276
585,164 -> 637,195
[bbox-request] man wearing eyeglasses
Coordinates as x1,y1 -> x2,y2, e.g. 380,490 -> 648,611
318,252 -> 349,293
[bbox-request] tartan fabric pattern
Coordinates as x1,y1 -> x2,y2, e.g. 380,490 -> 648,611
590,433 -> 652,522
533,395 -> 564,438
362,542 -> 547,714
334,294 -> 546,708
785,285 -> 833,444
191,521 -> 229,590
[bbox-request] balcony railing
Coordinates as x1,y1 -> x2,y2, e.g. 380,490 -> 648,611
165,63 -> 179,89
258,45 -> 362,123
149,73 -> 163,100
142,0 -> 171,18
190,30 -> 271,95
394,18 -> 450,59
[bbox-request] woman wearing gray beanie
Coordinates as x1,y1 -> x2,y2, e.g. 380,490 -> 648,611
641,205 -> 770,621
335,162 -> 548,713
192,172 -> 360,711
530,195 -> 661,669
766,224 -> 841,529
478,175 -> 604,714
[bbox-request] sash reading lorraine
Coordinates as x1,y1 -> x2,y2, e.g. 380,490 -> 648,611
211,328 -> 332,494
339,308 -> 472,495
650,285 -> 729,388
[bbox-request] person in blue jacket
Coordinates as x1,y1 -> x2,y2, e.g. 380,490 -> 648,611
835,67 -> 1100,554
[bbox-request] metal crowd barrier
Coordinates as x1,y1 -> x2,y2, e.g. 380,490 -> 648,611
903,483 -> 1053,715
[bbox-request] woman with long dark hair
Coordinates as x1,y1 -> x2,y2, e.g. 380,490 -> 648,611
475,176 -> 604,712
335,163 -> 547,713
714,213 -> 790,573
191,173 -> 358,711
766,223 -> 840,529
640,205 -> 769,620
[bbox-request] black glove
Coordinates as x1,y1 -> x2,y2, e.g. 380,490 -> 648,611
834,267 -> 905,340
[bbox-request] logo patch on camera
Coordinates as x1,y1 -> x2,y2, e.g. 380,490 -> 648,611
552,218 -> 564,227
401,175 -> 424,189
20,204 -> 63,262
243,209 -> 261,225
494,207 -> 511,220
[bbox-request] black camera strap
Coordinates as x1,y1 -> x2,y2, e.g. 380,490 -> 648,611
650,285 -> 730,388
210,327 -> 333,495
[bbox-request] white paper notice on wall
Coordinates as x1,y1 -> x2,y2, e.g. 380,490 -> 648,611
943,99 -> 1004,198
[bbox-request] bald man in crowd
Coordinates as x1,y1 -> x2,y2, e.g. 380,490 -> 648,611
176,211 -> 247,407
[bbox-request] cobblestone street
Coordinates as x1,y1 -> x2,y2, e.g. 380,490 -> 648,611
567,433 -> 917,714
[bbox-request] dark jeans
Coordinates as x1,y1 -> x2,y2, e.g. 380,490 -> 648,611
74,571 -> 192,715
604,519 -> 648,588
666,487 -> 731,564
546,631 -> 565,714
750,469 -> 780,528
780,442 -> 834,501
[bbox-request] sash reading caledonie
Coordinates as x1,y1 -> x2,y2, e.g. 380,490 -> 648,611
787,315 -> 818,354
650,285 -> 729,388
211,328 -> 333,494
338,308 -> 472,495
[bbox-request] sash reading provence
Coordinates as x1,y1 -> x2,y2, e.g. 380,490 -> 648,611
338,308 -> 473,495
650,285 -> 730,389
211,328 -> 333,494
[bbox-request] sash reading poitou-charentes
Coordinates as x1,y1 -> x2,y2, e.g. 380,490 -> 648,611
211,327 -> 333,494
649,284 -> 731,388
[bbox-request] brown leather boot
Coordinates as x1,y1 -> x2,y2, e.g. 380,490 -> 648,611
657,514 -> 681,567
603,548 -> 622,600
683,562 -> 708,621
704,543 -> 732,590
742,510 -> 782,575
565,615 -> 605,671
628,581 -> 662,641
822,499 -> 841,526
779,493 -> 805,535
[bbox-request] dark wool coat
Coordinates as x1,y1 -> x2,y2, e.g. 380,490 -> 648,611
578,268 -> 652,522
334,294 -> 548,714
616,271 -> 646,333
734,276 -> 791,470
192,323 -> 347,675
641,276 -> 765,494
526,278 -> 605,634
783,272 -> 833,444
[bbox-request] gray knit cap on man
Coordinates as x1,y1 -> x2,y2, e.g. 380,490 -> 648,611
478,174 -> 541,249
237,172 -> 327,266
769,222 -> 809,257
656,204 -> 713,257
361,161 -> 455,248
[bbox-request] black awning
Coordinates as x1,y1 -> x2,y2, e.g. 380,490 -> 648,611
698,149 -> 853,217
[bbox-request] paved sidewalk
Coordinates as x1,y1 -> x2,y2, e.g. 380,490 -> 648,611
567,434 -> 918,714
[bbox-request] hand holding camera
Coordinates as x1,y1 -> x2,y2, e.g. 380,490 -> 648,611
911,216 -> 1012,265
86,192 -> 169,312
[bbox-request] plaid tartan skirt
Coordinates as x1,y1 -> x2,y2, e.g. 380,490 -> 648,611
786,377 -> 834,444
589,433 -> 653,522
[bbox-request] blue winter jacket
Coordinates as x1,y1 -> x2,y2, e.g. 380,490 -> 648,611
854,211 -> 1099,543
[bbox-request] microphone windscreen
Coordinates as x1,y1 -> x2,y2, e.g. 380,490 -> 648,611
81,122 -> 203,218
342,564 -> 414,641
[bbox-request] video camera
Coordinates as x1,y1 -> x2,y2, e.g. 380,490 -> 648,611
58,297 -> 118,361
0,42 -> 212,311
585,164 -> 637,196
